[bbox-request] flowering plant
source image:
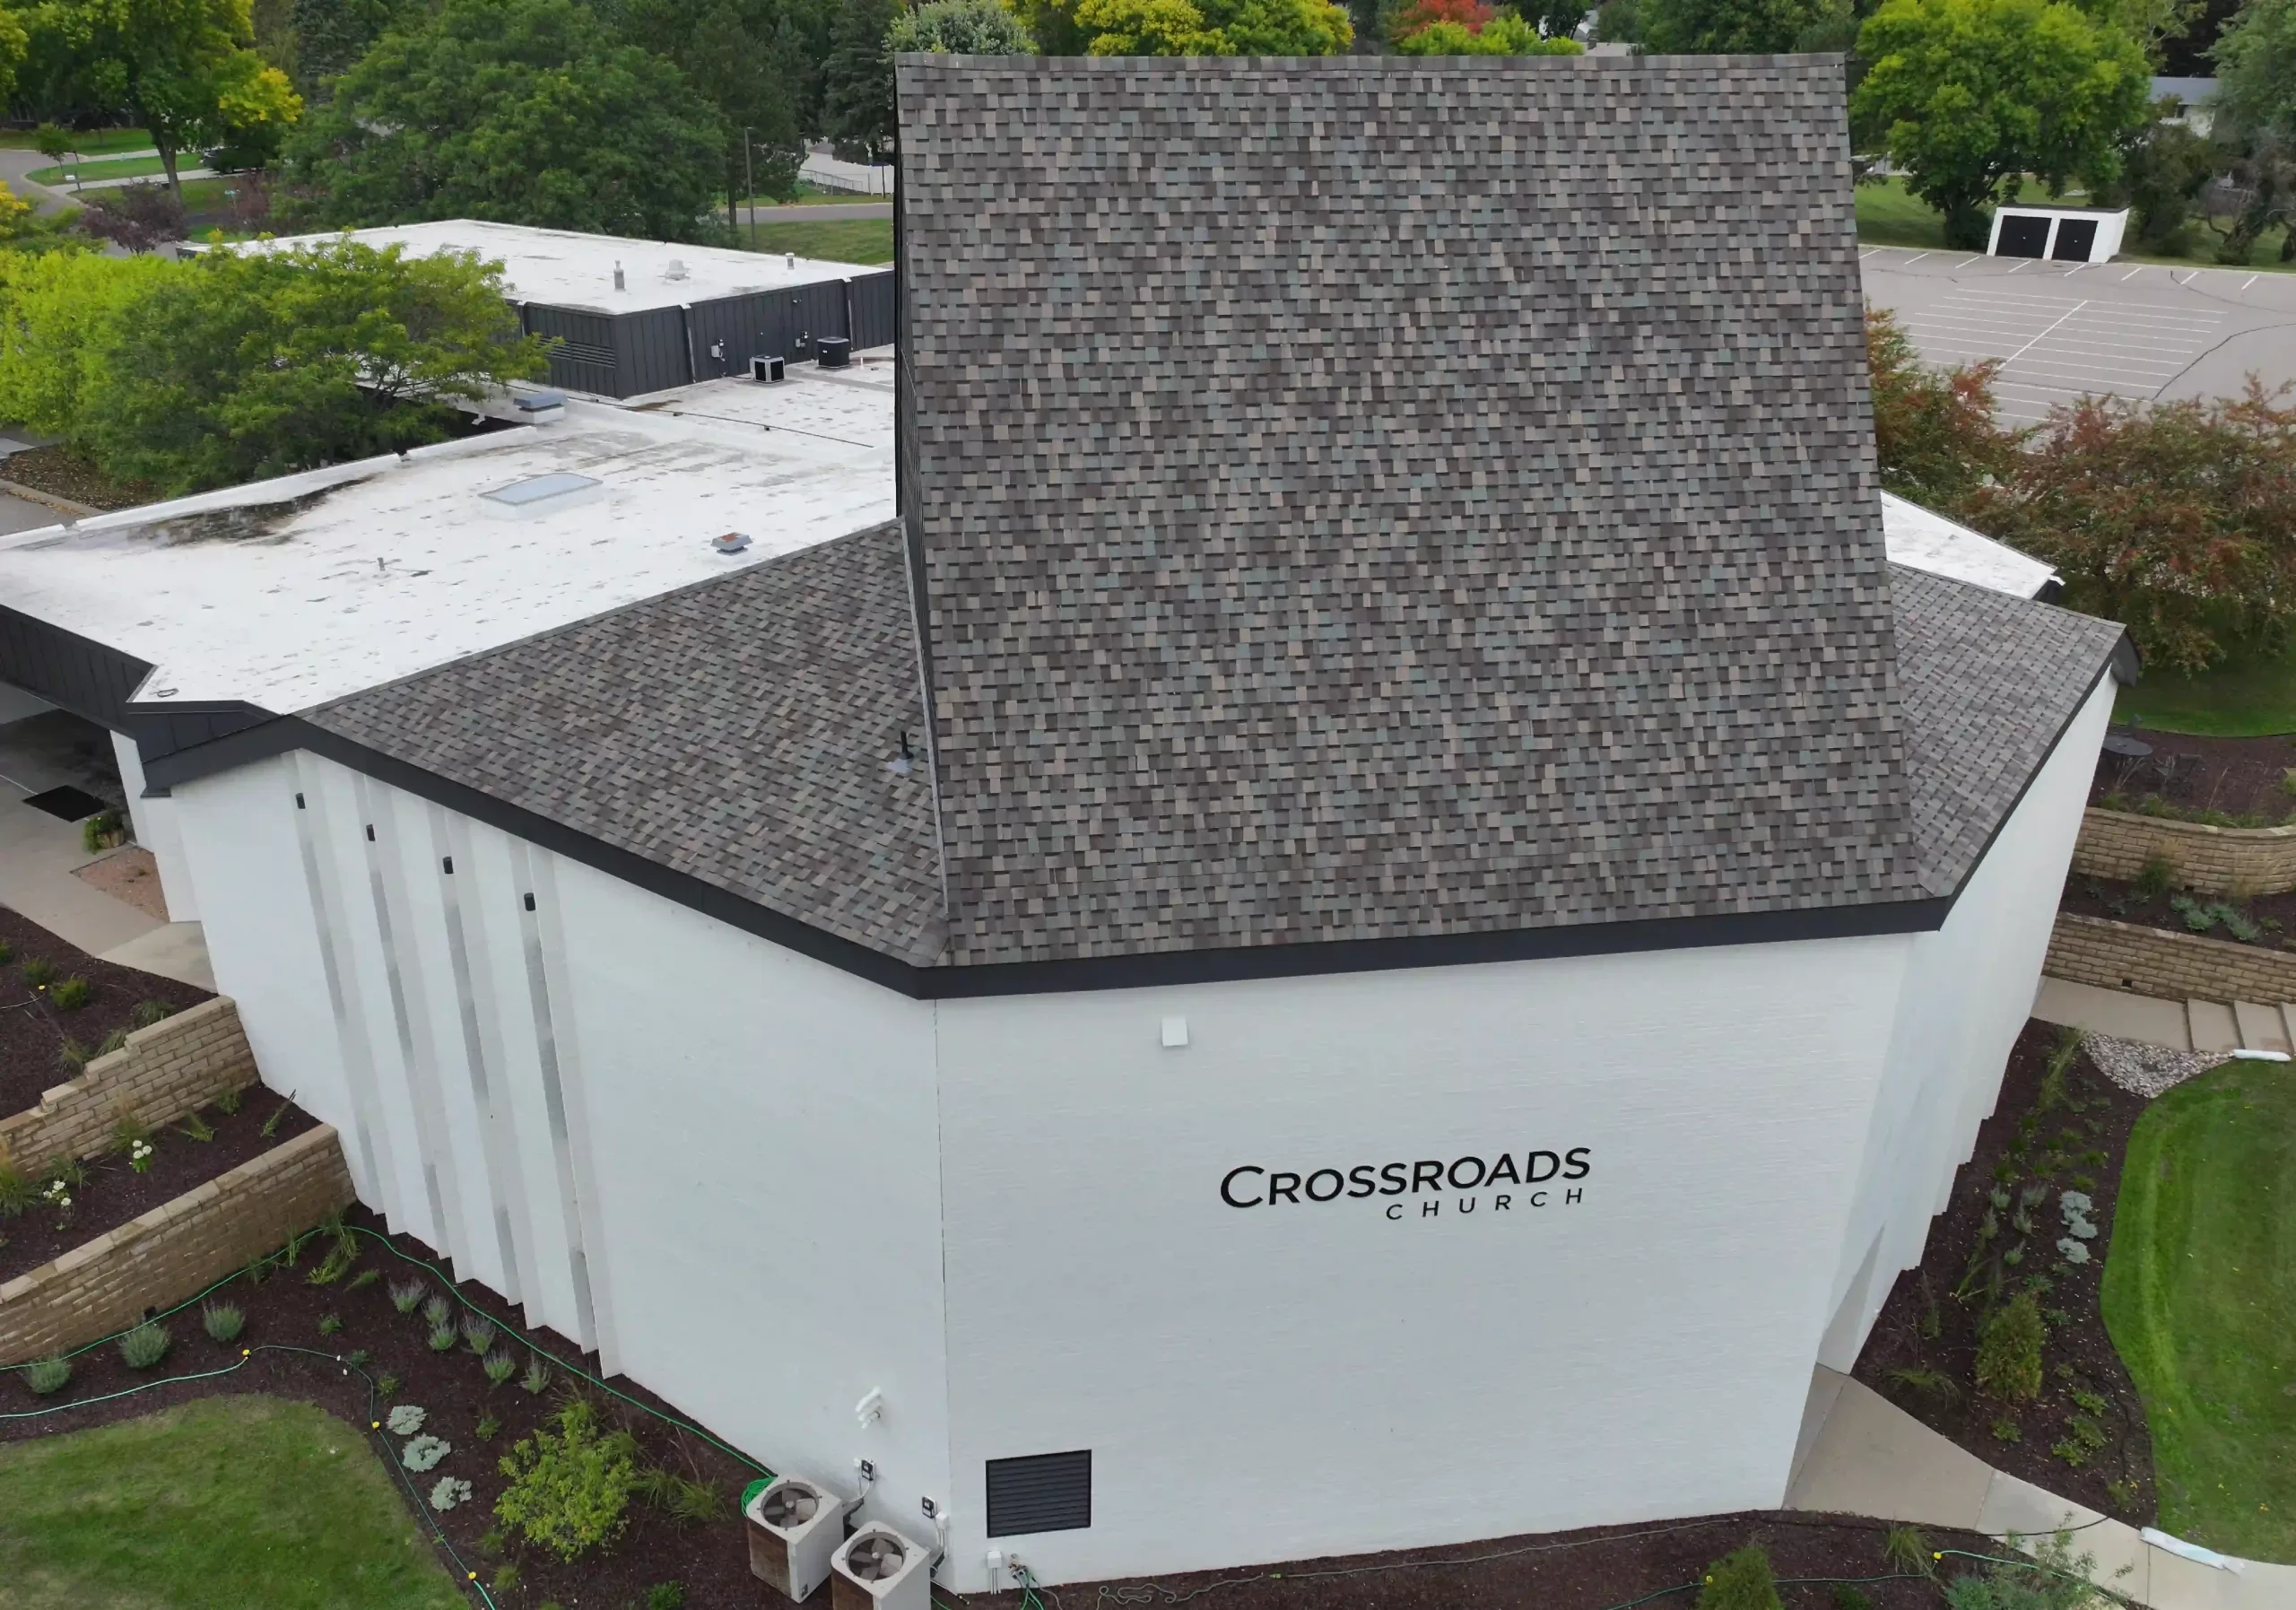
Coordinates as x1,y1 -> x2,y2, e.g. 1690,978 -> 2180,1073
128,1140 -> 155,1174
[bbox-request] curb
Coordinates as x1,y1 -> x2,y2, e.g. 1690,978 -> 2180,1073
0,476 -> 101,518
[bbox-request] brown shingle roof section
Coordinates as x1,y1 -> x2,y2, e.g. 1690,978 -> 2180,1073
1888,563 -> 2125,897
898,55 -> 1924,965
307,524 -> 947,967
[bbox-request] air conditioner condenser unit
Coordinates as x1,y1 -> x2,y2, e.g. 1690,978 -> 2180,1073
745,1475 -> 855,1601
752,354 -> 787,382
830,1522 -> 933,1610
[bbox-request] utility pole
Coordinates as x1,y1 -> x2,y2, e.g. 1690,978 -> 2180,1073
744,127 -> 754,250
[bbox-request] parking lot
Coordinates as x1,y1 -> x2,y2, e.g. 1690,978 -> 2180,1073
1859,247 -> 2296,425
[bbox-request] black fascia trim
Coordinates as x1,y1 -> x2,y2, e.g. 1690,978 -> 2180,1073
143,709 -> 1953,1000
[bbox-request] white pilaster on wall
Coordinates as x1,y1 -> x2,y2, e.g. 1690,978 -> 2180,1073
109,732 -> 199,921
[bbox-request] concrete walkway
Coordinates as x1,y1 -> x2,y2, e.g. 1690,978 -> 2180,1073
1787,1367 -> 2296,1607
0,787 -> 212,989
2034,976 -> 2296,1058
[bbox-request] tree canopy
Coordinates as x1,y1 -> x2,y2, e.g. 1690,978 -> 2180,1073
1852,0 -> 2152,248
821,0 -> 896,159
595,0 -> 823,202
1391,8 -> 1584,48
29,0 -> 299,197
2213,0 -> 2296,144
1639,0 -> 1848,52
890,0 -> 1037,49
280,0 -> 726,239
1071,0 -> 1352,52
1864,307 -> 2015,510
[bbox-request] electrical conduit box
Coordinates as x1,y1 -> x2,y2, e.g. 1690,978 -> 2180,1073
745,1475 -> 855,1601
829,1523 -> 932,1610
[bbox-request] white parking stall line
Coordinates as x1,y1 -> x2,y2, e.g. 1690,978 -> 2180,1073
1903,252 -> 1931,265
1911,322 -> 2199,358
2121,265 -> 2145,281
2245,274 -> 2259,291
1860,248 -> 1877,259
2006,260 -> 2030,274
1956,256 -> 1981,267
1935,296 -> 2222,331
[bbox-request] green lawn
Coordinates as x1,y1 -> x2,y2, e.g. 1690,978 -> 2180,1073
742,218 -> 893,265
2101,1063 -> 2296,1563
0,127 -> 149,155
0,1397 -> 465,1609
27,154 -> 169,185
2114,642 -> 2296,736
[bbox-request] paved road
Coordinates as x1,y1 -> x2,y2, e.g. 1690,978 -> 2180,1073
1860,245 -> 2296,425
0,144 -> 79,214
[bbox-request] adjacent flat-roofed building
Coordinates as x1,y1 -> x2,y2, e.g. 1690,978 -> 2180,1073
0,56 -> 2126,1596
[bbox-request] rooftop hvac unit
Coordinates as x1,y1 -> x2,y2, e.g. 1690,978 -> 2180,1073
752,354 -> 787,383
745,1475 -> 855,1602
830,1523 -> 932,1610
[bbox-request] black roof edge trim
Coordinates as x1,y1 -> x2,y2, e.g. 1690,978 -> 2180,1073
145,709 -> 1955,998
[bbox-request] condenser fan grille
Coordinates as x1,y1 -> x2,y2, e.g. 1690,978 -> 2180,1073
846,1534 -> 908,1581
761,1482 -> 820,1527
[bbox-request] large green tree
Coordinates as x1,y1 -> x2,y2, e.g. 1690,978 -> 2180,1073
28,0 -> 299,200
73,239 -> 547,493
1852,0 -> 2151,248
596,0 -> 813,203
1639,0 -> 1849,52
1071,0 -> 1352,51
284,0 -> 416,98
821,0 -> 894,161
281,0 -> 726,239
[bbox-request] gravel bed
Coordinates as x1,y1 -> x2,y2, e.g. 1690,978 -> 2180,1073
2082,1032 -> 2225,1099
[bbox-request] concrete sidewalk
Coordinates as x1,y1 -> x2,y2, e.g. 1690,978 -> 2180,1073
0,788 -> 212,988
1787,1367 -> 2296,1608
2034,976 -> 2194,1049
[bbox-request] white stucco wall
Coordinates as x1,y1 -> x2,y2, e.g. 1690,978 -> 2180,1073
110,734 -> 198,921
1815,671 -> 2117,1371
930,936 -> 1914,1589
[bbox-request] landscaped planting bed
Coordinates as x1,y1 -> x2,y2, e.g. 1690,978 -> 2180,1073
2091,727 -> 2296,824
0,1087 -> 316,1281
0,445 -> 146,510
2060,869 -> 2296,952
0,904 -> 211,1121
4,1205 -> 762,1610
1854,1020 -> 2156,1525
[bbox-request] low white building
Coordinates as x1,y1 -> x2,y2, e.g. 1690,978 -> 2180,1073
0,56 -> 2131,1599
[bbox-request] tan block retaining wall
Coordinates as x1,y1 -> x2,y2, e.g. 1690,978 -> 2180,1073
2071,807 -> 2296,896
2044,912 -> 2296,1004
0,1125 -> 352,1366
0,997 -> 257,1172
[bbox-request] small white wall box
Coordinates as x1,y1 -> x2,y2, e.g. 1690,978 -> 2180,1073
830,1523 -> 933,1610
1986,206 -> 2129,264
744,1475 -> 852,1601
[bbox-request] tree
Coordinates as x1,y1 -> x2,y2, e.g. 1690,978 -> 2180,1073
1851,0 -> 2152,248
2091,101 -> 2217,253
1640,0 -> 1849,52
30,0 -> 298,202
285,0 -> 419,98
1073,0 -> 1352,52
281,0 -> 727,240
70,239 -> 548,494
31,121 -> 69,165
2206,0 -> 2296,258
1393,9 -> 1584,44
74,178 -> 186,249
890,0 -> 1038,49
1963,380 -> 2296,674
0,249 -> 176,440
595,0 -> 813,205
1865,307 -> 2015,511
822,0 -> 894,161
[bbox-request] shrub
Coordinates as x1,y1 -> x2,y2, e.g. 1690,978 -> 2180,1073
377,1373 -> 402,1397
22,956 -> 55,987
118,1322 -> 170,1370
259,1101 -> 289,1138
428,1320 -> 460,1353
22,1354 -> 71,1396
317,1313 -> 343,1336
109,1107 -> 152,1154
2133,852 -> 2178,901
635,1463 -> 725,1522
403,1433 -> 452,1473
463,1313 -> 498,1354
1697,1544 -> 1782,1610
476,1414 -> 503,1441
203,1301 -> 245,1342
348,1267 -> 380,1292
521,1357 -> 552,1395
1977,1293 -> 2045,1402
483,1350 -> 518,1386
129,998 -> 174,1027
647,1584 -> 686,1610
55,1037 -> 87,1074
494,1398 -> 640,1562
422,1293 -> 455,1327
431,1475 -> 474,1511
389,1277 -> 428,1314
178,1109 -> 213,1141
1834,1588 -> 1873,1610
1941,1528 -> 2108,1609
49,977 -> 91,1010
215,1085 -> 242,1115
1883,1524 -> 1931,1576
388,1403 -> 428,1436
1887,1365 -> 1961,1403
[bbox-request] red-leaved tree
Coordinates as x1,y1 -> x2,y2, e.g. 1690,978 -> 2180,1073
1390,0 -> 1494,40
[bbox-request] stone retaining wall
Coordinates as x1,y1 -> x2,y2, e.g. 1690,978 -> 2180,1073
0,1125 -> 352,1366
2071,807 -> 2296,896
2044,912 -> 2296,1004
0,997 -> 256,1172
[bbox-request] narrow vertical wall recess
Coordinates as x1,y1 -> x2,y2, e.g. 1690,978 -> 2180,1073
290,756 -> 403,1221
432,803 -> 536,1307
356,772 -> 472,1274
508,839 -> 605,1358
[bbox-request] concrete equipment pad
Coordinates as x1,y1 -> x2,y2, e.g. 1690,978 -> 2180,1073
2033,977 -> 2190,1049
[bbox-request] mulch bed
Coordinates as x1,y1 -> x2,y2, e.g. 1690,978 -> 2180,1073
1853,1020 -> 2155,1526
0,1090 -> 316,1283
2092,727 -> 2296,825
0,1206 -> 2030,1610
0,902 -> 213,1121
960,1514 -> 2005,1610
0,445 -> 148,511
2060,871 -> 2296,952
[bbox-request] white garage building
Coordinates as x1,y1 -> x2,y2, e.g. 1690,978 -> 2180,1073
0,56 -> 2129,1597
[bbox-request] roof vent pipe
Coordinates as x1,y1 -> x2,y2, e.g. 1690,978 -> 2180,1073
613,260 -> 625,292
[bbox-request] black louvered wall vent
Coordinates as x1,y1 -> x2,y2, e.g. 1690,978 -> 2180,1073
986,1450 -> 1091,1537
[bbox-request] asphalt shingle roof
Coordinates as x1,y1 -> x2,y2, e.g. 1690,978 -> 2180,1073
307,522 -> 947,967
898,54 -> 1921,965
